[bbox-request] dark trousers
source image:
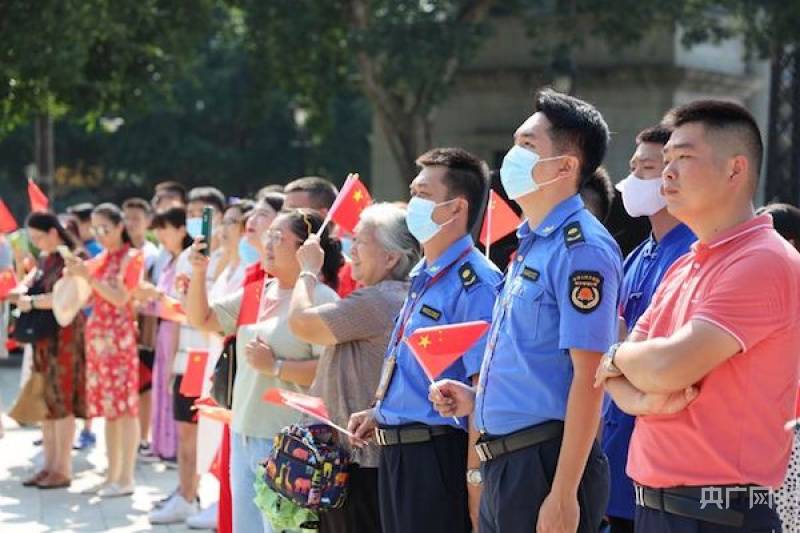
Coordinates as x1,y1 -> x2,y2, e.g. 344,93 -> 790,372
480,437 -> 609,533
378,429 -> 469,533
319,466 -> 381,533
607,516 -> 635,533
635,500 -> 783,532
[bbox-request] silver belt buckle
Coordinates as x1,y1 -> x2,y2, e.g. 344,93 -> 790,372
374,428 -> 385,446
475,442 -> 491,462
635,484 -> 645,506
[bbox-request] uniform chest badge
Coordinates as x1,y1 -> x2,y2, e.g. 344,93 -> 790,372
569,271 -> 603,313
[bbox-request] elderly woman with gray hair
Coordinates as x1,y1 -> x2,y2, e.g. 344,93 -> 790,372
288,202 -> 420,533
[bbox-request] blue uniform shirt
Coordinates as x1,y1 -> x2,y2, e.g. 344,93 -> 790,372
602,222 -> 695,520
475,194 -> 622,436
375,235 -> 501,430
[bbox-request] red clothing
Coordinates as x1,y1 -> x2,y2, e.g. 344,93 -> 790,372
336,260 -> 360,298
85,245 -> 144,420
628,215 -> 800,488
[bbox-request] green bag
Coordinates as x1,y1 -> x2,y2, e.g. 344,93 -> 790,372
254,465 -> 318,531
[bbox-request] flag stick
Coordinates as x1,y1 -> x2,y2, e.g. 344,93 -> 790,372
286,400 -> 367,444
316,173 -> 355,237
485,193 -> 493,259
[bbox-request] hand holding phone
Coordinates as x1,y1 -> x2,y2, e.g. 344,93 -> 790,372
201,206 -> 213,257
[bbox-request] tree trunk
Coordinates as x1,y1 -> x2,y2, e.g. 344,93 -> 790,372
33,114 -> 54,201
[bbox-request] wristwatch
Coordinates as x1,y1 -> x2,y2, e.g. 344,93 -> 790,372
466,468 -> 482,486
602,342 -> 623,376
270,358 -> 284,378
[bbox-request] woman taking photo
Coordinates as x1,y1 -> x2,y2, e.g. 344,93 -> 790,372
186,208 -> 341,532
136,206 -> 194,464
14,213 -> 87,489
288,203 -> 420,532
65,203 -> 144,498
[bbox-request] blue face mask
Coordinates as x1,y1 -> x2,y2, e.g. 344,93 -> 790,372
340,236 -> 353,257
238,237 -> 261,265
500,145 -> 564,200
186,217 -> 203,239
405,197 -> 455,244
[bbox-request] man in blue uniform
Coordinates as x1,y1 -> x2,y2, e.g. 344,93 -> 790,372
601,125 -> 696,533
431,89 -> 622,532
348,147 -> 501,533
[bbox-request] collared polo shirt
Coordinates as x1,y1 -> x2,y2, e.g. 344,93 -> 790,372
627,214 -> 800,488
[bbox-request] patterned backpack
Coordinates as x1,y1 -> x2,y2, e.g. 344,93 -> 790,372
262,424 -> 351,511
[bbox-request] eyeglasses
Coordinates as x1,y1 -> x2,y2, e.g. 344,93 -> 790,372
262,229 -> 303,246
90,225 -> 112,237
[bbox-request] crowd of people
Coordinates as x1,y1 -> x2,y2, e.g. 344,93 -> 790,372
0,89 -> 799,533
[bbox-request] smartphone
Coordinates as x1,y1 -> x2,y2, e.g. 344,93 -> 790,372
201,206 -> 213,257
56,245 -> 74,260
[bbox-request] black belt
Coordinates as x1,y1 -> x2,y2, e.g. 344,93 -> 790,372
374,424 -> 458,446
475,421 -> 563,462
634,484 -> 764,528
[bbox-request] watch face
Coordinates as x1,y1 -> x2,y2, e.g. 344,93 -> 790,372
467,469 -> 482,484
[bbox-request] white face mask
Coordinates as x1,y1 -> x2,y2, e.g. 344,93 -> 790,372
616,174 -> 667,217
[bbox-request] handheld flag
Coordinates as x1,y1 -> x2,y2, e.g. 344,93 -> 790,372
317,173 -> 372,236
0,268 -> 18,299
159,296 -> 187,323
0,200 -> 17,233
27,179 -> 49,213
180,349 -> 209,397
405,321 -> 491,380
263,388 -> 360,439
480,190 -> 520,253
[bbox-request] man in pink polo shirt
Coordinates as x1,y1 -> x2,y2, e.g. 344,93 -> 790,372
595,100 -> 800,532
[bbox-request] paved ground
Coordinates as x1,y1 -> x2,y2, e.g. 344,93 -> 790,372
0,361 -> 219,532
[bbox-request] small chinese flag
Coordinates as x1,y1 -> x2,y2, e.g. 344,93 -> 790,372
0,200 -> 17,233
479,190 -> 521,247
27,179 -> 49,213
159,296 -> 187,323
0,268 -> 18,299
328,173 -> 372,234
180,349 -> 209,397
263,388 -> 331,422
405,321 -> 491,379
123,251 -> 145,290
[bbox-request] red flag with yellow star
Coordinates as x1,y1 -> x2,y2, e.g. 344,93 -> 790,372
405,320 -> 490,379
180,349 -> 209,397
329,173 -> 372,234
0,268 -> 18,299
480,190 -> 520,247
27,179 -> 49,213
263,388 -> 331,421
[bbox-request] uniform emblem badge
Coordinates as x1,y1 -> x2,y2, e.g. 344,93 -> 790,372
569,271 -> 603,313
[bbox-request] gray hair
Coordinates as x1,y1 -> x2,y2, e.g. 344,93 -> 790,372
356,202 -> 420,280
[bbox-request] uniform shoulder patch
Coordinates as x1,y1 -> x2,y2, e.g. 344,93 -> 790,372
563,222 -> 585,247
569,271 -> 603,313
458,262 -> 479,289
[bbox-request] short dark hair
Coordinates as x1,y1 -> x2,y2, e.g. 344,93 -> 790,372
154,181 -> 187,202
580,167 -> 614,222
257,184 -> 285,199
636,124 -> 672,146
226,199 -> 255,224
187,186 -> 226,213
284,177 -> 339,210
67,202 -> 95,222
259,191 -> 285,214
152,206 -> 194,249
757,203 -> 800,247
122,197 -> 152,215
415,147 -> 489,232
534,89 -> 610,188
663,100 -> 763,185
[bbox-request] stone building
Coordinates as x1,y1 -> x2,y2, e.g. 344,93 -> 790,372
369,18 -> 771,204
